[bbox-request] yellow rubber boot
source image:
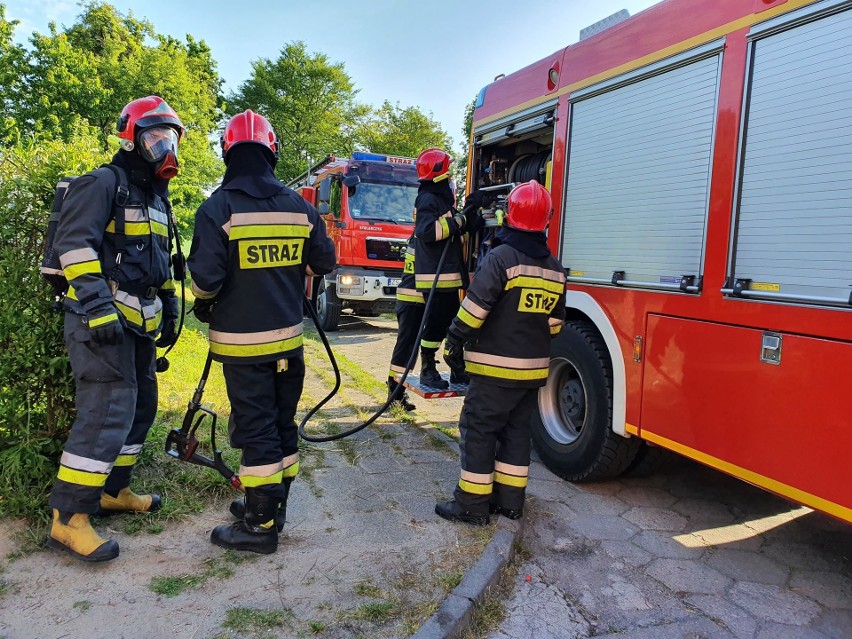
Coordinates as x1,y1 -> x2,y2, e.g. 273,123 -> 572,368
99,487 -> 162,514
47,509 -> 119,562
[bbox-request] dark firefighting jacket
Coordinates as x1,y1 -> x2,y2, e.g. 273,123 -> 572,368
396,235 -> 423,305
188,183 -> 336,365
55,161 -> 177,338
413,183 -> 467,291
448,242 -> 566,388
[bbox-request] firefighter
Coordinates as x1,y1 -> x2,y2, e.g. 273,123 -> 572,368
385,233 -> 422,411
436,181 -> 566,525
47,96 -> 184,562
413,150 -> 484,389
188,110 -> 335,554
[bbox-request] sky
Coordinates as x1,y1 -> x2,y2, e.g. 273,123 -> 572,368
4,0 -> 659,151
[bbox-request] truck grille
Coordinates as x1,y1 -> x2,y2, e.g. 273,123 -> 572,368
366,238 -> 406,262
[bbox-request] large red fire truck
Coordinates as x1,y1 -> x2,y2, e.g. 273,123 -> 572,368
469,0 -> 852,523
291,152 -> 419,330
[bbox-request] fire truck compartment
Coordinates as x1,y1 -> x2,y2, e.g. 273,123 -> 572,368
640,313 -> 852,520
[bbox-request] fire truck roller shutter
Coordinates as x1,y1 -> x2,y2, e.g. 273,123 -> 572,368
728,4 -> 852,308
561,44 -> 722,290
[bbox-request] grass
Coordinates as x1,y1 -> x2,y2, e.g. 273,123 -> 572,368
222,607 -> 292,632
72,600 -> 91,613
148,555 -> 237,597
307,620 -> 327,634
350,600 -> 397,622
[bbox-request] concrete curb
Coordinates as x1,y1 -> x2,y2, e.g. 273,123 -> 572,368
412,516 -> 524,639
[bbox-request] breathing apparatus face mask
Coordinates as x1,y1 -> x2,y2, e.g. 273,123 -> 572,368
138,126 -> 180,179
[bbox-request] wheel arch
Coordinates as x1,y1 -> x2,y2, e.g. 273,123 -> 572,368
562,291 -> 629,438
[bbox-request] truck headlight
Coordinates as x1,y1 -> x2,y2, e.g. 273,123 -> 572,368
339,275 -> 362,287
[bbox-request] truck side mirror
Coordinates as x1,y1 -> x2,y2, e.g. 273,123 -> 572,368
318,202 -> 330,215
342,174 -> 361,188
318,179 -> 331,203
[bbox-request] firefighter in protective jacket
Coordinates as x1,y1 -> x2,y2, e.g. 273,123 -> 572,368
188,110 -> 336,554
413,149 -> 483,389
436,181 -> 566,525
48,96 -> 184,562
385,234 -> 422,411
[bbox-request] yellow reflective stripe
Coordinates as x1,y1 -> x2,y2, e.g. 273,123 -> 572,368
495,471 -> 528,488
421,339 -> 441,349
436,217 -> 449,240
459,479 -> 493,495
88,312 -> 118,328
210,334 -> 303,358
63,259 -> 102,281
150,220 -> 168,237
229,224 -> 311,240
457,307 -> 483,329
113,454 -> 137,467
106,221 -> 152,236
465,362 -> 549,381
397,293 -> 425,304
115,301 -> 143,326
415,278 -> 463,290
191,280 -> 219,300
240,470 -> 284,488
160,279 -> 176,292
66,285 -> 78,301
282,461 -> 300,479
505,276 -> 565,295
57,465 -> 108,487
145,307 -> 162,332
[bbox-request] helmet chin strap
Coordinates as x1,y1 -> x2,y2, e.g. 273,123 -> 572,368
155,152 -> 179,179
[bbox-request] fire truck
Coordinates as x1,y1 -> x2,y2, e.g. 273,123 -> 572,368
290,152 -> 419,330
469,0 -> 852,523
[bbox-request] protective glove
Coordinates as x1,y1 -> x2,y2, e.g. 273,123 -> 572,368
155,315 -> 177,348
88,305 -> 124,346
192,298 -> 216,324
443,335 -> 465,374
464,189 -> 493,211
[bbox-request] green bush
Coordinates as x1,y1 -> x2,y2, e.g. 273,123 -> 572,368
0,126 -> 110,518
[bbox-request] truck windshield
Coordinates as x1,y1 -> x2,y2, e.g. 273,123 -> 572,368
347,182 -> 417,224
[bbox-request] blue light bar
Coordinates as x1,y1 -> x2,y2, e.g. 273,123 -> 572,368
475,86 -> 487,109
351,151 -> 387,162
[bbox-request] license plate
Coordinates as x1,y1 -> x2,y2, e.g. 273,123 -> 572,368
387,278 -> 401,287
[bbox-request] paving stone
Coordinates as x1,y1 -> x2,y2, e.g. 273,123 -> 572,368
601,578 -> 652,611
788,571 -> 852,609
706,548 -> 788,585
617,486 -> 678,509
569,515 -> 638,541
671,498 -> 737,526
527,475 -> 578,503
600,539 -> 654,568
813,609 -> 852,639
632,530 -> 706,560
753,623 -> 830,639
760,541 -> 837,572
566,492 -> 631,517
685,594 -> 758,639
729,581 -> 821,626
593,617 -> 735,638
645,558 -> 731,595
623,507 -> 689,532
689,522 -> 765,552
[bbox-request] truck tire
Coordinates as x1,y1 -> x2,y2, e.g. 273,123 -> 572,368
623,442 -> 673,477
531,321 -> 640,482
315,278 -> 341,332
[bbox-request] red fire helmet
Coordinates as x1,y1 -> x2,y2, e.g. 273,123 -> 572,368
416,148 -> 453,182
116,96 -> 184,150
221,109 -> 278,160
506,180 -> 552,232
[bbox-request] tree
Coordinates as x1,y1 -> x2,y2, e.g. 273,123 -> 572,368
11,2 -> 223,227
354,100 -> 451,159
0,4 -> 26,144
228,41 -> 364,183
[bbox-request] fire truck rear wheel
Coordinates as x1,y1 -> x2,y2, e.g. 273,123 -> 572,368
315,278 -> 341,332
531,321 -> 640,482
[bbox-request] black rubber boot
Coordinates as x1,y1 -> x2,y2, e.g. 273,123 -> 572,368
435,500 -> 489,526
212,487 -> 278,554
229,479 -> 291,533
420,349 -> 449,389
489,503 -> 523,520
449,368 -> 470,385
386,378 -> 416,411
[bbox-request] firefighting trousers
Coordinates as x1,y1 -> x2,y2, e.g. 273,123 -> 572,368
222,356 -> 304,500
49,312 -> 157,514
454,378 -> 538,514
420,290 -> 460,351
389,300 -> 425,379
